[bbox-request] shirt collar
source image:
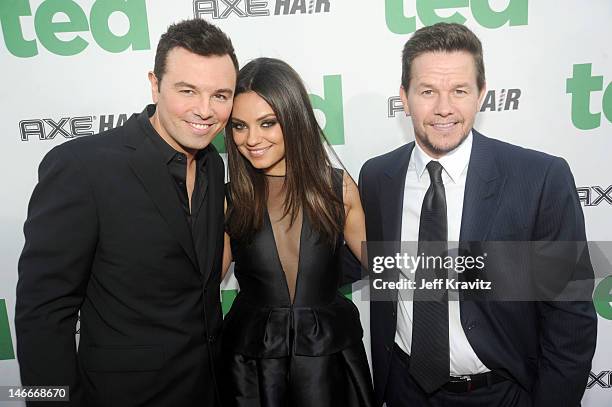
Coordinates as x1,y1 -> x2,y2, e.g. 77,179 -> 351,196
412,130 -> 473,184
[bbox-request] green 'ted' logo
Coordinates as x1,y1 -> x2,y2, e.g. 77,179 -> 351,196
385,0 -> 528,34
593,276 -> 612,320
0,299 -> 15,360
0,0 -> 150,57
212,74 -> 344,153
566,63 -> 612,130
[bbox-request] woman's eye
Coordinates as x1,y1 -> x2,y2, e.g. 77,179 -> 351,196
261,120 -> 277,128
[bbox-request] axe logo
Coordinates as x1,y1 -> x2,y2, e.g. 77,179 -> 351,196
587,371 -> 611,389
193,0 -> 330,19
19,113 -> 131,141
577,186 -> 612,207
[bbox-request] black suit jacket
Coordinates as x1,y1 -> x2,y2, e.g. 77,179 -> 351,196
16,108 -> 226,406
359,130 -> 597,407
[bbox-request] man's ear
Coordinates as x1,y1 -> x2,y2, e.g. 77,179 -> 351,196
399,85 -> 410,116
477,82 -> 487,106
148,71 -> 160,103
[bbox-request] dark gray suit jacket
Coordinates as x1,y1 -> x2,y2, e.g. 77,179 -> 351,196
359,130 -> 597,407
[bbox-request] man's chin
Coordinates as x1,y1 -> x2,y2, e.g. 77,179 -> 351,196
181,135 -> 217,150
419,132 -> 469,156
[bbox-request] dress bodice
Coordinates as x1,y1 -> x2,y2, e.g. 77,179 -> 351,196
224,169 -> 363,358
230,174 -> 344,307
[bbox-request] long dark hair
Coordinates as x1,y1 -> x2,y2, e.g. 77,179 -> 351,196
225,57 -> 344,244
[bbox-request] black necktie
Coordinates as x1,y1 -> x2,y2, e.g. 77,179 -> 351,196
409,160 -> 450,393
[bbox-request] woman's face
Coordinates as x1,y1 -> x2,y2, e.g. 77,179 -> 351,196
230,91 -> 286,176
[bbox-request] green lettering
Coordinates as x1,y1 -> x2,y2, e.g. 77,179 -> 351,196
90,0 -> 150,53
0,299 -> 15,360
221,287 -> 352,316
212,130 -> 226,154
309,75 -> 345,145
213,75 -> 345,153
471,0 -> 528,28
221,289 -> 238,316
35,0 -> 88,56
593,276 -> 612,320
384,0 -> 417,34
0,0 -> 37,57
340,283 -> 352,301
566,63 -> 603,130
602,82 -> 612,124
417,0 -> 467,27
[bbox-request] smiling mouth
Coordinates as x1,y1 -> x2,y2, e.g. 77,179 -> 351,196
187,121 -> 213,131
247,146 -> 271,157
431,122 -> 459,130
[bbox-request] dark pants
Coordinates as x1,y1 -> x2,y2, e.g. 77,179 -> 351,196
385,345 -> 532,407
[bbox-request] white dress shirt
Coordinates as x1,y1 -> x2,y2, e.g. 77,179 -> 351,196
394,131 -> 490,376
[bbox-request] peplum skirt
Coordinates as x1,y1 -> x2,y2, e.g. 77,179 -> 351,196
222,294 -> 375,407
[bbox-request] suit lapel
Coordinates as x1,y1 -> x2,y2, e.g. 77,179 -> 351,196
380,143 -> 414,243
460,131 -> 505,242
378,144 -> 413,306
195,157 -> 223,282
128,133 -> 198,270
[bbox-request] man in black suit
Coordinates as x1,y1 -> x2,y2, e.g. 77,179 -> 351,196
359,23 -> 596,406
16,19 -> 237,406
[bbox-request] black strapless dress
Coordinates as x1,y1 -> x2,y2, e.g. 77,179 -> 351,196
222,172 -> 374,407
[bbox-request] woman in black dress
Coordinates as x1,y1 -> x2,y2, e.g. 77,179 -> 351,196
221,57 -> 373,407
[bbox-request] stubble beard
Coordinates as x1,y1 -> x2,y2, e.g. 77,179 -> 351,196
416,127 -> 470,157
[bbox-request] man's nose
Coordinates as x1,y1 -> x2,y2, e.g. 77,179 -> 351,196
193,95 -> 213,119
434,93 -> 453,116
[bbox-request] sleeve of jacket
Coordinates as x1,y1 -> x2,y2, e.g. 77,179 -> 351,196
16,143 -> 98,406
531,157 -> 597,407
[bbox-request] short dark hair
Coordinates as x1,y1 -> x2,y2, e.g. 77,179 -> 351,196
154,18 -> 238,85
401,23 -> 485,91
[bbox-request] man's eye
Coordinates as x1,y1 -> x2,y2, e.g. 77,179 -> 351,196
421,90 -> 433,96
455,89 -> 468,95
180,89 -> 195,95
214,94 -> 228,101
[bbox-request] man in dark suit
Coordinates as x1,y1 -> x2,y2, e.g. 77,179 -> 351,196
359,23 -> 596,407
16,19 -> 237,406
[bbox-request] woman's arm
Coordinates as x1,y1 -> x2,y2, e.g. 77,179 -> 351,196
342,170 -> 367,264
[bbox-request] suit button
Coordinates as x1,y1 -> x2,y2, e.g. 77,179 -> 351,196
467,323 -> 477,331
208,335 -> 215,342
385,345 -> 391,352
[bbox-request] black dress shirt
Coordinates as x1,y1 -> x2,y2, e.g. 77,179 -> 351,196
139,105 -> 209,232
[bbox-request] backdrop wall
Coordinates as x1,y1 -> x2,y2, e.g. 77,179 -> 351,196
1,0 -> 611,405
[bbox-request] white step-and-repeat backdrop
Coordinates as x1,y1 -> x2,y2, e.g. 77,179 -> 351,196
1,0 -> 611,405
